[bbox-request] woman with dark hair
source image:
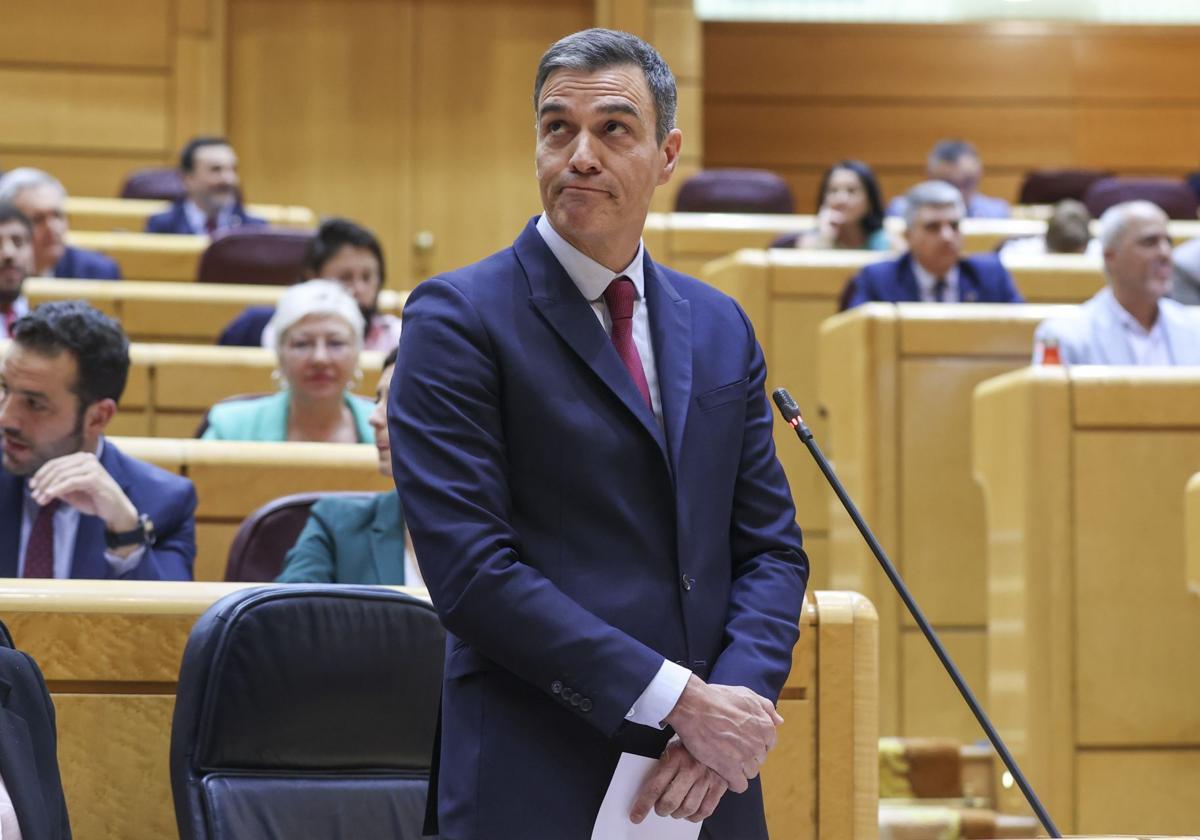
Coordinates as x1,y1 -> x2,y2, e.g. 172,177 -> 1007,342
795,160 -> 892,251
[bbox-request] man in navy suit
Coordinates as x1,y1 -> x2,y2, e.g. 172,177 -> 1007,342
0,169 -> 121,281
0,301 -> 196,580
848,179 -> 1023,307
144,137 -> 266,236
392,29 -> 808,839
0,637 -> 72,839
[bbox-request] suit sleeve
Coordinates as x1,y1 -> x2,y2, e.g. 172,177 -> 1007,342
121,480 -> 197,581
390,277 -> 664,738
707,304 -> 809,701
845,267 -> 872,308
21,651 -> 71,839
276,504 -> 337,583
1000,266 -> 1024,303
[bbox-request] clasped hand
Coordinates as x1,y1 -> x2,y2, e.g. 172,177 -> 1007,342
631,675 -> 783,824
28,452 -> 139,541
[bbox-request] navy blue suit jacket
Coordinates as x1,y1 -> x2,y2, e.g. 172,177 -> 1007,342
0,647 -> 71,839
52,246 -> 120,281
144,201 -> 267,235
391,220 -> 809,839
846,252 -> 1023,307
0,440 -> 197,580
217,305 -> 274,347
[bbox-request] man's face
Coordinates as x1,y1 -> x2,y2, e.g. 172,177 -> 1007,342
0,219 -> 33,307
535,65 -> 681,264
0,344 -> 85,476
905,203 -> 964,278
14,184 -> 67,273
1106,209 -> 1173,303
184,144 -> 240,214
929,154 -> 982,201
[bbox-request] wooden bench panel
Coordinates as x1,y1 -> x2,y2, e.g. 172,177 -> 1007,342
0,581 -> 875,840
65,196 -> 315,233
974,368 -> 1200,834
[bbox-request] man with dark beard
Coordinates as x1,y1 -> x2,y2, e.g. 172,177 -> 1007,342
0,301 -> 196,579
0,204 -> 34,338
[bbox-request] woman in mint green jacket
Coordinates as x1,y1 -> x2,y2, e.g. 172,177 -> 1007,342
276,350 -> 421,585
202,280 -> 374,443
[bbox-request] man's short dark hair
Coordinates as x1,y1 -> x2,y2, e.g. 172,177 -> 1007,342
929,139 -> 979,166
533,28 -> 676,146
180,136 -> 232,173
304,218 -> 387,286
0,203 -> 33,237
11,301 -> 130,408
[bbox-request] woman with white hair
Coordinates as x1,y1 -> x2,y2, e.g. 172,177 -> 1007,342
201,280 -> 373,442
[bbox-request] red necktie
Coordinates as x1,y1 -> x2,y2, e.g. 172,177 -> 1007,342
603,277 -> 652,411
23,499 -> 59,578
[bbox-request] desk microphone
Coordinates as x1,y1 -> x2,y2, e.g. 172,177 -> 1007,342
771,387 -> 1060,839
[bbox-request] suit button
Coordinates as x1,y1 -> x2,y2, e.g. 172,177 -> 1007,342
681,574 -> 693,591
570,694 -> 582,707
580,699 -> 593,712
551,680 -> 562,695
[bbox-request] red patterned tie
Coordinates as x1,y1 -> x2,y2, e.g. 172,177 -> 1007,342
23,499 -> 59,578
603,277 -> 652,411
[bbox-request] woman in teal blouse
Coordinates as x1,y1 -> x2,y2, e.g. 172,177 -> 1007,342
793,160 -> 894,251
276,349 -> 419,585
202,279 -> 374,443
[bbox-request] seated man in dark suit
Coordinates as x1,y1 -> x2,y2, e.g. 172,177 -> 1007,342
0,204 -> 35,339
144,137 -> 266,236
0,630 -> 72,839
0,301 -> 197,580
0,169 -> 121,281
848,180 -> 1023,307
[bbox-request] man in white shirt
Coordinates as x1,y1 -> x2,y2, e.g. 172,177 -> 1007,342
0,206 -> 33,339
144,137 -> 266,236
1034,200 -> 1200,365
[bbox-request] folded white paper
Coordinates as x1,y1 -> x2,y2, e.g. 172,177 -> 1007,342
591,752 -> 704,840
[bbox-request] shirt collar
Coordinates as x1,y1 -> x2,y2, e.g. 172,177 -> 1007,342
535,214 -> 645,302
911,258 -> 959,300
184,200 -> 229,233
1102,286 -> 1163,338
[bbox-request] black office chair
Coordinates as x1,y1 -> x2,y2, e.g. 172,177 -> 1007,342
170,585 -> 445,840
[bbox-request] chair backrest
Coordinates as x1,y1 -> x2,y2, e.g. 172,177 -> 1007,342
0,619 -> 13,649
1084,176 -> 1199,220
675,168 -> 795,214
170,585 -> 445,840
197,228 -> 314,285
120,167 -> 187,202
1018,168 -> 1114,205
224,491 -> 376,582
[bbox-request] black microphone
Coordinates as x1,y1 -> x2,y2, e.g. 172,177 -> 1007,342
771,387 -> 1060,839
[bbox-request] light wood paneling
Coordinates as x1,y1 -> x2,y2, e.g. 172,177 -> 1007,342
1077,750 -> 1200,836
229,0 -> 415,285
0,68 -> 168,153
4,152 -> 169,199
0,0 -> 171,69
901,628 -> 986,739
704,22 -> 1200,213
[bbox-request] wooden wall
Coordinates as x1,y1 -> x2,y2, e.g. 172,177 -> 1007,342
0,0 -> 226,197
704,22 -> 1200,213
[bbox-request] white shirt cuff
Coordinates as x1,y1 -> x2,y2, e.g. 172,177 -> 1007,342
104,545 -> 147,576
625,659 -> 691,729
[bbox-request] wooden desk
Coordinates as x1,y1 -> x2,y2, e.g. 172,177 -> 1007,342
66,231 -> 205,281
0,582 -> 876,840
815,304 -> 1074,743
701,250 -> 1103,599
24,279 -> 407,345
65,196 -> 315,233
975,367 -> 1200,835
1188,473 -> 1200,599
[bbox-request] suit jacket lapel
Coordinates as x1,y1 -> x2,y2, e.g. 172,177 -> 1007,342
517,221 -> 669,458
897,254 -> 921,302
0,683 -> 50,840
369,493 -> 405,584
0,474 -> 22,577
644,256 -> 691,482
958,260 -> 982,303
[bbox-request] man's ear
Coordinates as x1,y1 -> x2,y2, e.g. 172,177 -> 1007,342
657,128 -> 684,187
83,398 -> 117,438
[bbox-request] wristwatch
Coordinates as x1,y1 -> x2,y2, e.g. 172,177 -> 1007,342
105,513 -> 156,550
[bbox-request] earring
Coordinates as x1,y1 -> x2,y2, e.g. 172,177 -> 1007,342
352,368 -> 364,389
271,369 -> 285,390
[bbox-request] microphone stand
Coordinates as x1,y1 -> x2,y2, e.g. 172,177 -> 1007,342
772,388 -> 1061,839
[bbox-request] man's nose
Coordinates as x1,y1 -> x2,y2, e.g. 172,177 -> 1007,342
568,131 -> 601,173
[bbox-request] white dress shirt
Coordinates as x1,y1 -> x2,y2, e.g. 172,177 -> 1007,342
535,214 -> 690,729
912,260 -> 960,303
0,296 -> 29,339
1104,290 -> 1172,365
0,769 -> 21,839
183,200 -> 237,235
16,439 -> 146,578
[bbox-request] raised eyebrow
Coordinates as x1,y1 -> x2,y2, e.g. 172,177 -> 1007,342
597,102 -> 640,119
538,102 -> 568,120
